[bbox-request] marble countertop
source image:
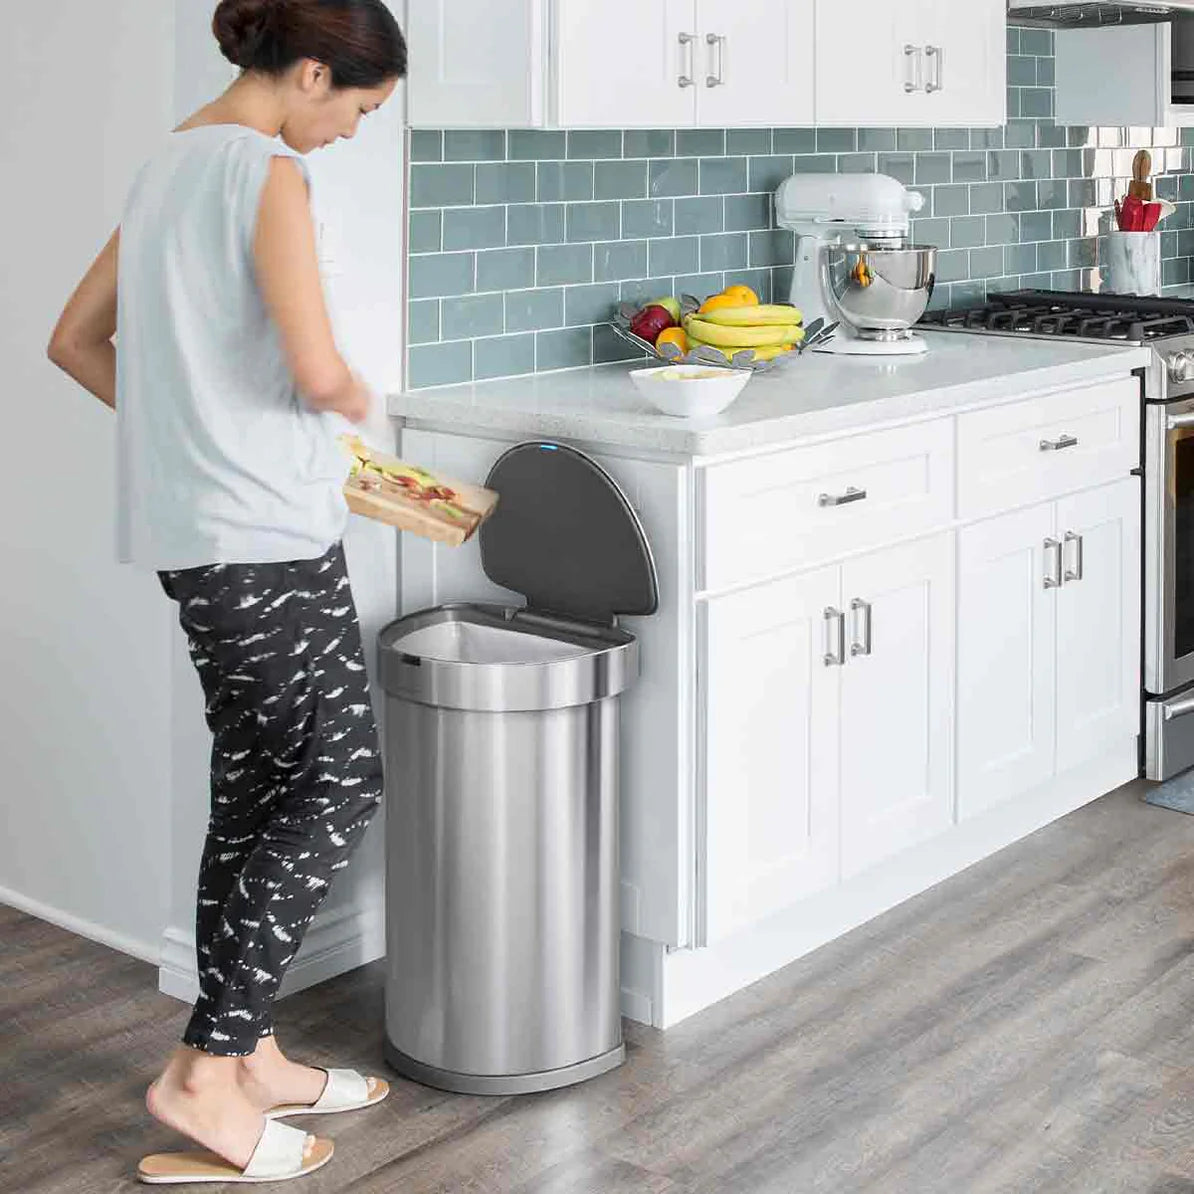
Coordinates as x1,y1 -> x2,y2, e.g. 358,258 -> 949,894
388,332 -> 1152,458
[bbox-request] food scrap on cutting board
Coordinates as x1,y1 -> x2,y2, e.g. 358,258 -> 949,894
339,434 -> 499,546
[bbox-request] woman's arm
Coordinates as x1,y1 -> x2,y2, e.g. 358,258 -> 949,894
47,231 -> 119,410
254,158 -> 370,424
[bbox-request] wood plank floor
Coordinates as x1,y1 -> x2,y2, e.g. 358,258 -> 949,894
6,779 -> 1194,1192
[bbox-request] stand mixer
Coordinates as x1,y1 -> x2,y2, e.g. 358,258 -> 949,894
776,173 -> 938,356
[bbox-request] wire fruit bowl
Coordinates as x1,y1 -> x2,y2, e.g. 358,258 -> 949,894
610,296 -> 827,372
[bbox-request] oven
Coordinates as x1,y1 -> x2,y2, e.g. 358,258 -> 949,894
1145,393 -> 1194,778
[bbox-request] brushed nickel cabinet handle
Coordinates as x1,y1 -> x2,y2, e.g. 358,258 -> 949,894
850,598 -> 873,657
818,486 -> 868,508
706,33 -> 726,87
904,44 -> 924,93
678,32 -> 695,87
1040,434 -> 1079,452
1063,531 -> 1084,583
925,44 -> 943,93
1044,538 -> 1063,589
824,607 -> 846,667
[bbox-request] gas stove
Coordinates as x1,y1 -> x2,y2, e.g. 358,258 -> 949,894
921,289 -> 1194,400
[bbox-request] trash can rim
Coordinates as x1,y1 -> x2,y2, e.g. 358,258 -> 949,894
380,602 -> 636,667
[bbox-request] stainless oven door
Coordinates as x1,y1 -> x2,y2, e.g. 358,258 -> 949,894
1145,397 -> 1194,695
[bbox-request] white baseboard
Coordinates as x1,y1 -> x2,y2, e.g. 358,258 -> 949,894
0,884 -> 162,965
623,741 -> 1139,1030
158,901 -> 385,1005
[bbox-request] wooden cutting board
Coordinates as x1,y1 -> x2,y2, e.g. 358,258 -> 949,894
339,434 -> 499,547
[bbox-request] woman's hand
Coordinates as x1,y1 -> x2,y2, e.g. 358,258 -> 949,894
336,373 -> 374,425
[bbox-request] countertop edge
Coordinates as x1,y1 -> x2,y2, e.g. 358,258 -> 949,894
386,343 -> 1153,459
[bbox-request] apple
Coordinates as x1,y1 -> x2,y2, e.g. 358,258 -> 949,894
648,296 -> 682,323
630,304 -> 676,343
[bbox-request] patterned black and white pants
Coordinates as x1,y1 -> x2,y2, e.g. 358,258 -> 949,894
157,541 -> 383,1057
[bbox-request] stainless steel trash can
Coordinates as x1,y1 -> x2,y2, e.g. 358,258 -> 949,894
380,441 -> 658,1096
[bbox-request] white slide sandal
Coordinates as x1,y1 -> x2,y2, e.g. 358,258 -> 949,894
137,1120 -> 334,1185
267,1067 -> 390,1120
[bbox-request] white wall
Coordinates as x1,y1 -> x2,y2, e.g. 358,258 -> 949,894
2,1 -> 404,992
160,3 -> 405,1001
0,0 -> 176,960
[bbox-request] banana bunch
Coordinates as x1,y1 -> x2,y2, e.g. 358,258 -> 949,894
684,304 -> 805,351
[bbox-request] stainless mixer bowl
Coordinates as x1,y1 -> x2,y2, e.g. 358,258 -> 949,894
824,243 -> 937,337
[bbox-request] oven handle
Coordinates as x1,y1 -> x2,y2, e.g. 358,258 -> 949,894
1167,412 -> 1194,431
1163,695 -> 1194,722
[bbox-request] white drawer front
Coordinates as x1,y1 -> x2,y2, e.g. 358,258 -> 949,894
956,378 -> 1140,520
701,419 -> 954,590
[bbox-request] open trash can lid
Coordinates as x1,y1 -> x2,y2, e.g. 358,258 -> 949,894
479,442 -> 658,626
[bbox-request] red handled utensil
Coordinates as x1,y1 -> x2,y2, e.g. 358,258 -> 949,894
1142,202 -> 1163,232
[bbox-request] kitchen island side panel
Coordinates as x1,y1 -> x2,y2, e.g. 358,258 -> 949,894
396,426 -> 696,951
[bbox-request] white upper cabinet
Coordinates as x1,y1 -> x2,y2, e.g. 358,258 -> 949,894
556,0 -> 814,128
692,0 -> 815,127
815,0 -> 1006,128
407,0 -> 546,128
408,0 -> 997,128
555,0 -> 695,129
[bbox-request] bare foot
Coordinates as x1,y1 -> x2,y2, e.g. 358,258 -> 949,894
146,1045 -> 316,1171
237,1035 -> 382,1111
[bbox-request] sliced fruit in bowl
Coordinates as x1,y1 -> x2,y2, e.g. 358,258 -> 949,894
630,363 -> 753,419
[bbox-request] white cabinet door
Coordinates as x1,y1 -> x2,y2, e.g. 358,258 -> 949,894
694,0 -> 815,127
702,568 -> 841,944
815,0 -> 1004,127
407,0 -> 546,128
917,0 -> 1006,127
814,0 -> 912,127
957,505 -> 1058,822
555,0 -> 696,129
1055,479 -> 1142,774
839,534 -> 955,881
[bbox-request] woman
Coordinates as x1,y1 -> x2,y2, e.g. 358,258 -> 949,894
48,0 -> 406,1183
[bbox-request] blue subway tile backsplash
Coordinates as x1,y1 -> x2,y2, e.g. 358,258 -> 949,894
405,26 -> 1194,388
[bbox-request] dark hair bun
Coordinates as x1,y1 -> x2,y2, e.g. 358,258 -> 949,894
211,0 -> 406,88
213,0 -> 285,70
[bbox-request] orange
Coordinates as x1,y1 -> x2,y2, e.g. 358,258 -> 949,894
656,327 -> 690,355
698,293 -> 741,315
722,284 -> 760,306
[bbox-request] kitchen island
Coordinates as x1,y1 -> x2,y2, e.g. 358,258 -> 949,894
388,332 -> 1150,1029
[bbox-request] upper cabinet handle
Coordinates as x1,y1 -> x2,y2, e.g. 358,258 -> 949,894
904,44 -> 924,94
1040,434 -> 1079,452
678,32 -> 695,88
925,44 -> 944,93
706,33 -> 726,88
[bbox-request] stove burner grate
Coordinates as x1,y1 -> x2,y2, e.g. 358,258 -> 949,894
921,290 -> 1194,342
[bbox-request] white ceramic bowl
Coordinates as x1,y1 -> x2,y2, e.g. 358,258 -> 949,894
630,364 -> 752,419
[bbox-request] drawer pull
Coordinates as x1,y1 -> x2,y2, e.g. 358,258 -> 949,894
1039,434 -> 1079,452
818,486 -> 868,508
823,607 -> 846,667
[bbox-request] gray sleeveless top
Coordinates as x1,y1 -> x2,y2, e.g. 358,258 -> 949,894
116,124 -> 351,570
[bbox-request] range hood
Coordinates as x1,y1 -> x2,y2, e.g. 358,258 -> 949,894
1010,0 -> 1194,26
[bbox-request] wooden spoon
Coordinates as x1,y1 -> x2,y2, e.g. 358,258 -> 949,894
1129,149 -> 1153,202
